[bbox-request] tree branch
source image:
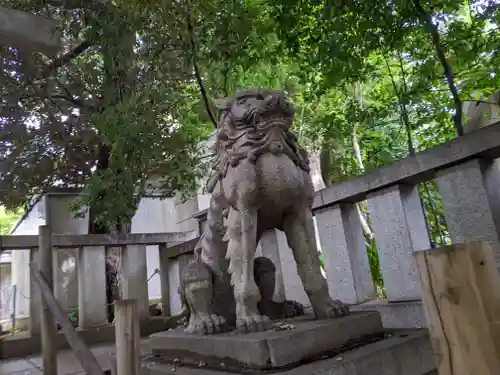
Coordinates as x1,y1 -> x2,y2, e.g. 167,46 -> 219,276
185,4 -> 218,128
477,4 -> 500,20
412,0 -> 464,136
43,39 -> 93,77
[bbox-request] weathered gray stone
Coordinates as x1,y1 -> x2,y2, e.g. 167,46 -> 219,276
436,158 -> 500,244
78,246 -> 107,328
367,185 -> 429,301
436,158 -> 500,270
29,248 -> 41,335
122,244 -> 149,320
315,203 -> 375,305
275,229 -> 310,307
145,329 -> 434,375
0,231 -> 198,249
259,230 -> 286,303
177,89 -> 349,336
351,299 -> 427,329
0,6 -> 61,55
149,312 -> 383,370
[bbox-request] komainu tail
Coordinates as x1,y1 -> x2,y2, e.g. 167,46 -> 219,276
193,183 -> 229,275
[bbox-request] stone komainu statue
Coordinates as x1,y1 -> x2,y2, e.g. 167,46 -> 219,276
177,89 -> 349,335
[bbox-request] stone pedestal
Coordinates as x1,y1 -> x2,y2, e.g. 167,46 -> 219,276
149,311 -> 383,371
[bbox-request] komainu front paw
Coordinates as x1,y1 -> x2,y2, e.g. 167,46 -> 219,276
185,313 -> 227,335
283,300 -> 305,318
312,297 -> 349,319
236,313 -> 272,333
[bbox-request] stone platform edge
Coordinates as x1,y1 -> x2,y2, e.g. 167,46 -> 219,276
142,329 -> 435,375
149,311 -> 383,370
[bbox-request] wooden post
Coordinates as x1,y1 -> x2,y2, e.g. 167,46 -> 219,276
414,241 -> 500,375
39,224 -> 57,375
31,263 -> 104,375
114,299 -> 141,375
158,244 -> 171,316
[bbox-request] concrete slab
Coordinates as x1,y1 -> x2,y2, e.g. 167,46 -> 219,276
0,316 -> 173,360
0,339 -> 153,375
149,312 -> 383,370
144,329 -> 435,375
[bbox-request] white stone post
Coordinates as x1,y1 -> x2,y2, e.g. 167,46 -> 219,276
436,158 -> 500,266
259,230 -> 286,303
367,184 -> 430,301
78,246 -> 107,328
315,203 -> 376,304
29,248 -> 41,335
121,245 -> 149,320
275,230 -> 310,307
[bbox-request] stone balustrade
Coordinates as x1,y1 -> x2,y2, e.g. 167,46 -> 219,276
0,231 -> 198,339
2,120 -> 500,357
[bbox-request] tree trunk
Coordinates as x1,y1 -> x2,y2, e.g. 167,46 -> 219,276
308,136 -> 374,240
309,149 -> 327,191
412,0 -> 464,136
86,14 -> 136,321
351,125 -> 374,240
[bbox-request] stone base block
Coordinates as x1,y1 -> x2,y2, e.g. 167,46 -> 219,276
351,299 -> 427,329
144,329 -> 435,375
149,311 -> 383,371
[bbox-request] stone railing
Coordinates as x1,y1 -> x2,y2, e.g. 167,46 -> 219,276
0,230 -> 198,350
314,120 -> 500,326
192,120 -> 500,329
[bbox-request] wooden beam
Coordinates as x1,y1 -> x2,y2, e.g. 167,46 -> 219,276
0,6 -> 61,55
114,299 -> 141,375
414,242 -> 500,375
30,262 -> 105,375
0,231 -> 198,249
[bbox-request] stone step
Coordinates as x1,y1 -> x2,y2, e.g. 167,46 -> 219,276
142,329 -> 435,375
351,299 -> 426,329
149,311 -> 383,371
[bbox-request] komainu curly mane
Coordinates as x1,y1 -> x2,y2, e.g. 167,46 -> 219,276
206,89 -> 310,193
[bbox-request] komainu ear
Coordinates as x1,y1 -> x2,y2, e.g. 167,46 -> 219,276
215,98 -> 232,110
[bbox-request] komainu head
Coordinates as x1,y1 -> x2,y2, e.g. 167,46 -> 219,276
205,88 -> 309,193
215,89 -> 295,132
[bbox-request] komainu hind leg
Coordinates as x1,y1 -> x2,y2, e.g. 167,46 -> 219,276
225,207 -> 271,333
254,256 -> 305,320
181,261 -> 227,334
282,207 -> 349,319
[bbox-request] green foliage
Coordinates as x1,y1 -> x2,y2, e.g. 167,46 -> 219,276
366,238 -> 385,299
0,1 -> 212,229
0,206 -> 22,235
